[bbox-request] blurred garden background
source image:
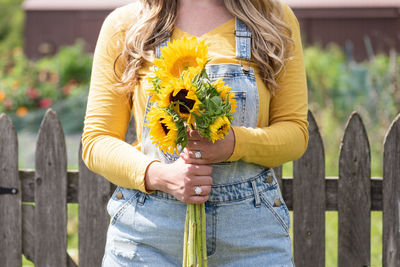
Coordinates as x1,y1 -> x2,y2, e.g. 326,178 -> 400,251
0,0 -> 399,266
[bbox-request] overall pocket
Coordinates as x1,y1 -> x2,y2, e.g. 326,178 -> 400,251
107,186 -> 140,225
259,185 -> 291,235
206,64 -> 259,128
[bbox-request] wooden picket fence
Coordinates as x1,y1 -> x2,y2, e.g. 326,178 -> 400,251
0,108 -> 399,267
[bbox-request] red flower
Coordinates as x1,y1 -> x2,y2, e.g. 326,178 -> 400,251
39,98 -> 52,108
26,87 -> 40,100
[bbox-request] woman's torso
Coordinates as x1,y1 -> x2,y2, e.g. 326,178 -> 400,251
132,17 -> 273,154
140,18 -> 268,184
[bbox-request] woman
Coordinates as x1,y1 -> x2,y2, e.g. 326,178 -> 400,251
82,0 -> 308,266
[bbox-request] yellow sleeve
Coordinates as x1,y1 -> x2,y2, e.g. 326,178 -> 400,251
81,5 -> 156,193
228,3 -> 309,167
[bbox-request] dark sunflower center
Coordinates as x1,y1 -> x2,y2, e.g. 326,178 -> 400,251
160,120 -> 170,135
218,124 -> 228,134
170,89 -> 195,114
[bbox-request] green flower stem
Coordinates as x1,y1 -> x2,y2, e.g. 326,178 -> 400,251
201,203 -> 207,266
183,203 -> 207,267
190,204 -> 196,266
196,204 -> 202,265
183,206 -> 190,266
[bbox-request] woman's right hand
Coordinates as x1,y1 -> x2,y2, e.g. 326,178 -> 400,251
144,158 -> 213,204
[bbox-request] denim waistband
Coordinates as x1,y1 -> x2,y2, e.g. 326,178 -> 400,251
152,168 -> 277,204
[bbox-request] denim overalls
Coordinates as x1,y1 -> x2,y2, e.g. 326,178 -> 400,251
102,18 -> 294,267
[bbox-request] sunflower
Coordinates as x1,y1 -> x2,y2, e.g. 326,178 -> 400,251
211,78 -> 237,114
154,37 -> 208,79
209,116 -> 231,143
145,106 -> 180,154
157,74 -> 201,125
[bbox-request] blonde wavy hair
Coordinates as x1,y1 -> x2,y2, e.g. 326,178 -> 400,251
115,0 -> 293,93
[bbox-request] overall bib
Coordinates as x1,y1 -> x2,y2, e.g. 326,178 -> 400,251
102,18 -> 294,267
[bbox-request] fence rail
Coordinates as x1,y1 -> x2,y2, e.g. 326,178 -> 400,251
0,109 -> 399,267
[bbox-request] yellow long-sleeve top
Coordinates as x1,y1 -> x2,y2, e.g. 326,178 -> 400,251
81,1 -> 309,193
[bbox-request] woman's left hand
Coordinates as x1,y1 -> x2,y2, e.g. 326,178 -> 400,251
180,128 -> 235,165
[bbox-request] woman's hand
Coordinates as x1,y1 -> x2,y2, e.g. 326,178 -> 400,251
180,128 -> 235,165
144,158 -> 213,204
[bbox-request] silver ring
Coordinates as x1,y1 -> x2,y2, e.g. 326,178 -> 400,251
194,186 -> 202,195
194,151 -> 202,159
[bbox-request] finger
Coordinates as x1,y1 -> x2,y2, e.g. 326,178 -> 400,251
188,185 -> 212,197
182,156 -> 210,165
181,148 -> 205,160
191,176 -> 213,186
187,164 -> 213,176
180,149 -> 202,163
186,140 -> 202,150
189,149 -> 211,160
187,129 -> 201,140
181,150 -> 212,165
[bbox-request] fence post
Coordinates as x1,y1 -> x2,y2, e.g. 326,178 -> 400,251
78,141 -> 111,267
0,114 -> 21,266
293,110 -> 326,266
34,109 -> 68,267
338,112 -> 371,266
383,114 -> 400,266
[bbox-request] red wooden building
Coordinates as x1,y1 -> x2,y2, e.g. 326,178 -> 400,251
285,0 -> 400,61
22,0 -> 132,59
23,0 -> 400,61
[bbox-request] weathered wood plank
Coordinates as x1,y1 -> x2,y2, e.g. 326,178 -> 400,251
0,113 -> 22,266
21,170 -> 79,203
78,141 -> 111,267
20,170 -> 35,203
338,112 -> 371,267
293,110 -> 326,266
22,204 -> 79,267
282,177 -> 382,211
34,109 -> 68,267
383,114 -> 400,267
22,204 -> 35,262
19,170 -> 383,210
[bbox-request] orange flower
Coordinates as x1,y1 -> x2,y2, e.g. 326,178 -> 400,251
16,106 -> 28,117
62,80 -> 78,95
0,90 -> 5,102
50,73 -> 60,84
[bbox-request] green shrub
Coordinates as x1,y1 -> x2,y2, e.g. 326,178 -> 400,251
37,40 -> 93,86
0,41 -> 92,134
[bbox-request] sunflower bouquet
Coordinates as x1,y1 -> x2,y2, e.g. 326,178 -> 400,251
145,37 -> 236,267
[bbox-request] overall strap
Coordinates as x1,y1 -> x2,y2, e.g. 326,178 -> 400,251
235,18 -> 252,61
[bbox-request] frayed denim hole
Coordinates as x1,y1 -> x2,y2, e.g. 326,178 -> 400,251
111,238 -> 138,261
